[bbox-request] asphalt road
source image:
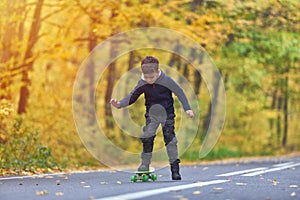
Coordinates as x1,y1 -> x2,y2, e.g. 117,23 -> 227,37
1,157 -> 300,200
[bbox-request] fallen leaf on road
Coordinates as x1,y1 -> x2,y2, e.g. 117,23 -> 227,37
289,185 -> 298,188
173,195 -> 188,200
213,187 -> 224,191
37,175 -> 44,179
193,191 -> 201,195
290,192 -> 296,197
236,182 -> 247,186
55,192 -> 64,196
36,190 -> 48,196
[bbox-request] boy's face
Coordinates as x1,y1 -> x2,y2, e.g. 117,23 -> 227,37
143,70 -> 160,84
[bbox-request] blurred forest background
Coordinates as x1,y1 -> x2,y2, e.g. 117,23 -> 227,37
0,0 -> 300,175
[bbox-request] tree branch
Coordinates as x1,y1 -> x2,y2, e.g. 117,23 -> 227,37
74,0 -> 102,23
41,7 -> 68,21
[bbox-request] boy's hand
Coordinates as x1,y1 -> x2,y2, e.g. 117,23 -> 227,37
186,110 -> 194,118
110,98 -> 121,108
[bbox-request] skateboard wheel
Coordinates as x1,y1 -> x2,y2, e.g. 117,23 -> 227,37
142,175 -> 149,182
131,175 -> 137,182
151,174 -> 157,181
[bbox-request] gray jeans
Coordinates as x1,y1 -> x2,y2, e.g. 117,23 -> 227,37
140,112 -> 179,164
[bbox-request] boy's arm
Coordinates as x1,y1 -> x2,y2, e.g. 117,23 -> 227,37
111,80 -> 144,109
185,110 -> 194,118
167,77 -> 194,118
110,99 -> 121,108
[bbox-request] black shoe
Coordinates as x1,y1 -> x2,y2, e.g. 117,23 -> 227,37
171,159 -> 181,180
172,171 -> 181,180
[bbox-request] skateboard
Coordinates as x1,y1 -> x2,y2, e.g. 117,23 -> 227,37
131,167 -> 157,182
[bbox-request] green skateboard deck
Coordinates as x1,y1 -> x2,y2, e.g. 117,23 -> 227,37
131,167 -> 157,182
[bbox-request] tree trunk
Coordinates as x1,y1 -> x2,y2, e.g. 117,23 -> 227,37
194,70 -> 201,95
168,43 -> 182,70
0,0 -> 19,100
18,0 -> 44,114
104,9 -> 119,128
191,0 -> 204,12
268,89 -> 277,146
282,75 -> 288,147
276,94 -> 283,146
86,23 -> 97,125
183,63 -> 189,80
128,51 -> 136,71
202,71 -> 220,136
105,41 -> 117,128
193,49 -> 203,95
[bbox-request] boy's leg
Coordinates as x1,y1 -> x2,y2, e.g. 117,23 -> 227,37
162,114 -> 181,180
138,115 -> 159,171
138,136 -> 155,171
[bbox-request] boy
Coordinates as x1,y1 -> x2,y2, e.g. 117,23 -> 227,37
110,56 -> 194,180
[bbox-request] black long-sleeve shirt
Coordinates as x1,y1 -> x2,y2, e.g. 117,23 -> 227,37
119,70 -> 191,115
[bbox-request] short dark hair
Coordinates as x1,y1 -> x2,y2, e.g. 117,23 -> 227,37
141,56 -> 159,74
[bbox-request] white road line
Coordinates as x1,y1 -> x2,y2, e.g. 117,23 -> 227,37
242,163 -> 300,177
273,162 -> 294,167
216,167 -> 267,177
95,179 -> 230,200
0,176 -> 24,181
0,173 -> 66,181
